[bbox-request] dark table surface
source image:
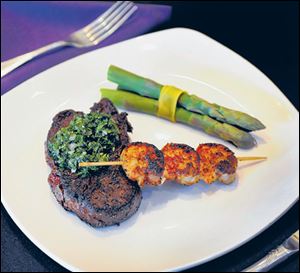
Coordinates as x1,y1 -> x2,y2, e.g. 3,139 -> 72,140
1,1 -> 299,272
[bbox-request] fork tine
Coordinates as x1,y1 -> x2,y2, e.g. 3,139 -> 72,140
86,1 -> 134,38
90,5 -> 138,45
88,4 -> 135,43
82,1 -> 125,33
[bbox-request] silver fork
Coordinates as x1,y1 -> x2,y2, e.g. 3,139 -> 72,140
243,230 -> 299,272
1,1 -> 137,78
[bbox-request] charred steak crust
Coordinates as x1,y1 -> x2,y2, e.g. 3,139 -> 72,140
46,99 -> 142,227
48,166 -> 141,227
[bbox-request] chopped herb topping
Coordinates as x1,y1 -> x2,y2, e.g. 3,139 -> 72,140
48,112 -> 120,176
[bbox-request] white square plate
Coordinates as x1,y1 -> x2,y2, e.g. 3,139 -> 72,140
1,28 -> 299,272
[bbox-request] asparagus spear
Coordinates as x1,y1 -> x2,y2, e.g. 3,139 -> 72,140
101,88 -> 257,149
108,65 -> 265,131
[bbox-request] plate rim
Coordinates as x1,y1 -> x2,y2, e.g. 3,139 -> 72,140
2,195 -> 299,272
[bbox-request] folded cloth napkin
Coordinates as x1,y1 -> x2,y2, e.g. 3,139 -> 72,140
1,1 -> 172,95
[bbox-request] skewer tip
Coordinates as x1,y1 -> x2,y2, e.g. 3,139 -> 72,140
237,156 -> 267,162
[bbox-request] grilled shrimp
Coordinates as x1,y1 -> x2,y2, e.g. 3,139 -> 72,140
196,143 -> 238,184
162,143 -> 200,185
120,142 -> 164,187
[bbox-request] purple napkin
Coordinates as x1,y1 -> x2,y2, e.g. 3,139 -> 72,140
1,1 -> 172,95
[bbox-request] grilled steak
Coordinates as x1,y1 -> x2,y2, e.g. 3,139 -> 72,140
46,99 -> 142,227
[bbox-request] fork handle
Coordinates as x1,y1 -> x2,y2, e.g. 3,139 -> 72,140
1,40 -> 68,78
242,245 -> 297,272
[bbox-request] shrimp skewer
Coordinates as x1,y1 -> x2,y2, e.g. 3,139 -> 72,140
79,142 -> 266,186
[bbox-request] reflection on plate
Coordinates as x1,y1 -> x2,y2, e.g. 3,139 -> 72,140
1,28 -> 299,272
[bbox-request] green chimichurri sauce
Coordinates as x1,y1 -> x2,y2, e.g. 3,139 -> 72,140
48,112 -> 120,177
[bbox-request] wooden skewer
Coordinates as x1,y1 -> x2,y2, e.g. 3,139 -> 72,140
79,161 -> 124,167
78,157 -> 267,167
236,156 -> 267,161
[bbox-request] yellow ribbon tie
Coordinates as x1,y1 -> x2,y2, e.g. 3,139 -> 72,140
157,85 -> 185,122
